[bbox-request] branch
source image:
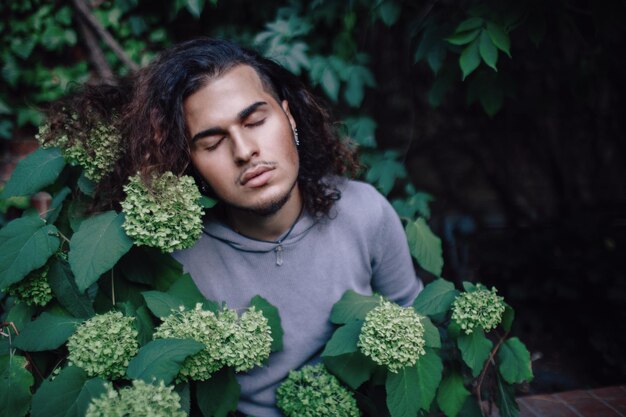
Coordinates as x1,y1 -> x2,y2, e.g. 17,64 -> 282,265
475,330 -> 509,416
75,12 -> 115,82
71,0 -> 139,72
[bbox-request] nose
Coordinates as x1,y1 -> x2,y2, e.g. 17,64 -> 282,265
231,130 -> 259,165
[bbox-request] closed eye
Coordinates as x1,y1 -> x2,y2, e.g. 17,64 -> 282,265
246,118 -> 266,128
205,137 -> 225,151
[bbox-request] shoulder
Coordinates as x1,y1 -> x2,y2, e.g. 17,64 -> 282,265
333,178 -> 394,219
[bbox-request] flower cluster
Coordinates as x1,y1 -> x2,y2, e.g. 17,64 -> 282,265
37,117 -> 122,182
67,311 -> 139,379
153,304 -> 272,381
5,266 -> 52,306
357,299 -> 426,373
85,380 -> 186,417
121,172 -> 204,253
276,364 -> 360,417
451,285 -> 506,334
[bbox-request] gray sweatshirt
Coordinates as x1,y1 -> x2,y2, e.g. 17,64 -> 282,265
173,179 -> 423,417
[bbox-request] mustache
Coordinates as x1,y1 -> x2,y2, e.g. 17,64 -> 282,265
236,161 -> 277,184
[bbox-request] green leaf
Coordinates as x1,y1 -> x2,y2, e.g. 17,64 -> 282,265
0,354 -> 33,417
415,349 -> 443,410
345,116 -> 377,148
486,22 -> 511,57
142,290 -> 186,318
446,28 -> 480,46
455,17 -> 484,33
47,258 -> 95,319
45,186 -> 71,224
323,351 -> 375,389
405,218 -> 444,276
0,215 -> 60,289
457,330 -> 493,377
1,147 -> 65,198
362,150 -> 407,195
134,305 -> 155,346
13,312 -> 83,352
330,290 -> 380,324
321,67 -> 340,102
422,316 -> 441,348
495,373 -> 519,417
437,371 -> 470,417
250,295 -> 283,352
322,319 -> 363,357
185,0 -> 205,18
196,367 -> 240,417
77,173 -> 95,197
378,1 -> 401,26
497,337 -> 533,384
126,339 -> 204,385
478,30 -> 498,71
462,281 -> 477,292
65,377 -> 108,417
69,211 -> 133,292
168,274 -> 218,312
30,366 -> 87,417
460,38 -> 480,80
199,195 -> 217,208
413,279 -> 458,319
386,366 -> 420,417
501,304 -> 514,332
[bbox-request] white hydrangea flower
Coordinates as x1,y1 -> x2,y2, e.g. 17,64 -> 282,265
85,380 -> 186,417
5,265 -> 52,307
67,311 -> 139,379
121,172 -> 203,253
277,364 -> 360,417
451,285 -> 506,335
358,299 -> 426,373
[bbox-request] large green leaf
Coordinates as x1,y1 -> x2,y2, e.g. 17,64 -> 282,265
323,351 -> 376,389
126,339 -> 204,385
250,295 -> 283,352
446,28 -> 481,46
1,147 -> 65,198
497,337 -> 533,384
321,319 -> 363,358
501,304 -> 515,332
386,366 -> 419,417
414,349 -> 443,411
0,215 -> 60,288
13,312 -> 83,352
405,218 -> 443,276
457,330 -> 493,377
196,367 -> 240,417
495,374 -> 519,417
142,290 -> 187,318
437,371 -> 470,417
46,186 -> 71,224
0,354 -> 33,417
422,316 -> 441,348
30,366 -> 87,417
486,22 -> 511,57
413,279 -> 458,319
330,290 -> 380,324
47,258 -> 95,319
460,38 -> 481,80
478,30 -> 498,71
69,211 -> 133,292
65,377 -> 108,417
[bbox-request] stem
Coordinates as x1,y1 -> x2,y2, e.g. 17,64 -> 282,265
1,322 -> 45,381
475,330 -> 509,416
111,268 -> 116,306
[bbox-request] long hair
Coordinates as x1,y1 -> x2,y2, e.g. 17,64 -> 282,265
64,39 -> 360,215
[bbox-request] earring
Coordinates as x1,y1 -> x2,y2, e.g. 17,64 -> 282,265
294,127 -> 300,147
200,181 -> 210,194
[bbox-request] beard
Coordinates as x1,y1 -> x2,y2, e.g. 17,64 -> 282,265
223,178 -> 298,217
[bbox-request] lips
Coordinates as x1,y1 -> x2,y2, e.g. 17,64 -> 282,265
240,165 -> 275,186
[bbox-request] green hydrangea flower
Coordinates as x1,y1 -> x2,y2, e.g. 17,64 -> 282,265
218,306 -> 273,372
38,118 -> 122,182
276,364 -> 360,417
67,311 -> 139,379
85,379 -> 186,417
451,285 -> 506,334
121,172 -> 203,253
357,299 -> 426,373
5,266 -> 52,306
153,303 -> 272,382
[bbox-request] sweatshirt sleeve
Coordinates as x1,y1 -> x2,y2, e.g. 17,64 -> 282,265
370,190 -> 424,306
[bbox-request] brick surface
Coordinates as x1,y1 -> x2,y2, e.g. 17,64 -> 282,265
516,386 -> 626,417
519,396 -> 583,417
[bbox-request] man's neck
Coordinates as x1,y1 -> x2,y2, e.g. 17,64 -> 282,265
226,191 -> 303,242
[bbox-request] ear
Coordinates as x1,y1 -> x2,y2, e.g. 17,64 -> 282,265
281,100 -> 297,131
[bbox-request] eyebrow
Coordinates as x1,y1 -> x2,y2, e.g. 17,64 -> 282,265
190,101 -> 268,143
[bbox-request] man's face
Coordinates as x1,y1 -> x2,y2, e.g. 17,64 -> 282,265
184,65 -> 299,216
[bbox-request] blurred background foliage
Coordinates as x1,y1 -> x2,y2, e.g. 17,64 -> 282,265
1,0 -> 625,393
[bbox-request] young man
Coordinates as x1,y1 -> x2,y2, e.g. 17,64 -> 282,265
120,39 -> 422,416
